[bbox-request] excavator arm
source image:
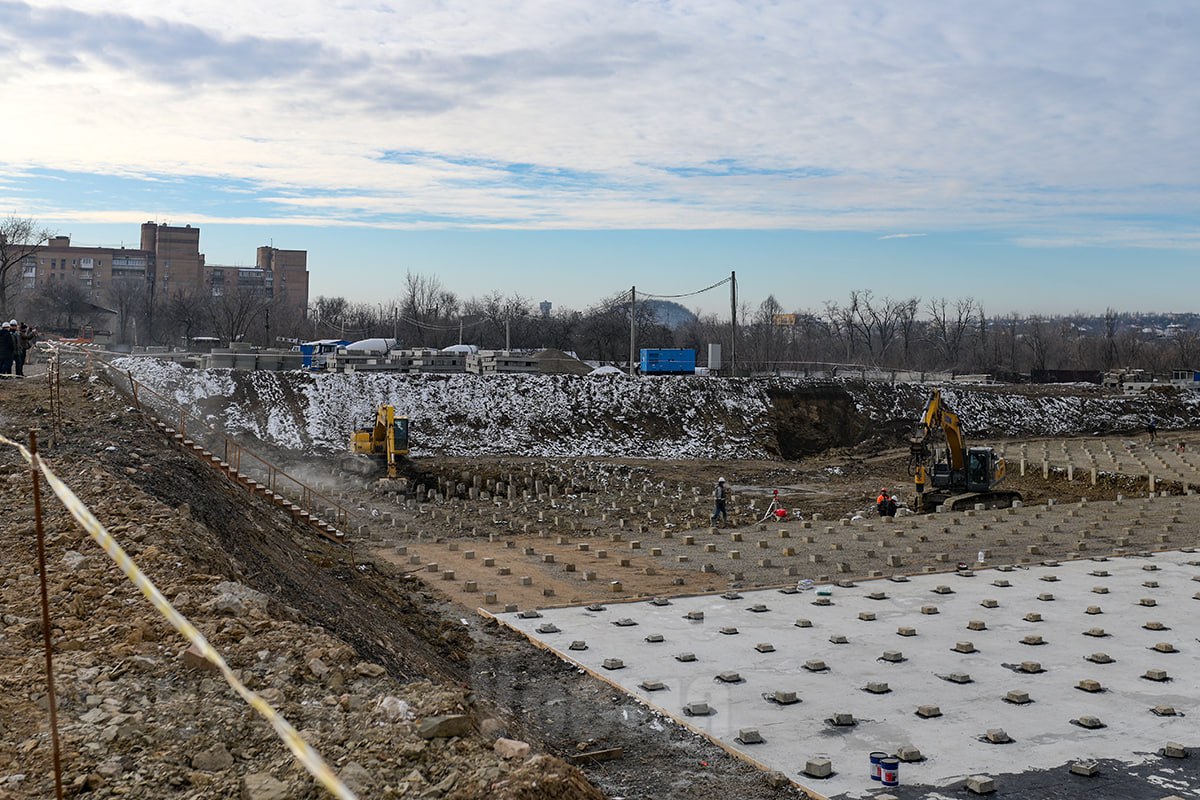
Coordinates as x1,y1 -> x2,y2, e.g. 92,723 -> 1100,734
913,389 -> 966,471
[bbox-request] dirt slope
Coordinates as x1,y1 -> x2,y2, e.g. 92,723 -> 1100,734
0,374 -> 606,799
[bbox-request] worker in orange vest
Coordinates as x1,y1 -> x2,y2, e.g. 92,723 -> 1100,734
876,488 -> 890,517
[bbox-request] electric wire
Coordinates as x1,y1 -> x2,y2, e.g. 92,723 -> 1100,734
639,276 -> 731,300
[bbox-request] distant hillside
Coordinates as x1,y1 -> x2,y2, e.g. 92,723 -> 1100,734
645,299 -> 697,329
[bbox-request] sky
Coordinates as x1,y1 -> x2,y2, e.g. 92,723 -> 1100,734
2,1 -> 1199,317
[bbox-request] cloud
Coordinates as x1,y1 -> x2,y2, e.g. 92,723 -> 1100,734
0,1 -> 364,87
879,233 -> 927,240
0,0 -> 1198,243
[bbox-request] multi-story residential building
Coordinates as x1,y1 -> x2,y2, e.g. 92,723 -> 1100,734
18,222 -> 309,317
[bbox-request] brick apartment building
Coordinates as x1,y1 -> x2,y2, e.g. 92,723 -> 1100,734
18,222 -> 309,317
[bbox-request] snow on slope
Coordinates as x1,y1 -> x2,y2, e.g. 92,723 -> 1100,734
117,359 -> 773,458
115,358 -> 1200,460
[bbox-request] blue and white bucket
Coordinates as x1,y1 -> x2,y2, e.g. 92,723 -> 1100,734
880,756 -> 900,786
869,751 -> 888,780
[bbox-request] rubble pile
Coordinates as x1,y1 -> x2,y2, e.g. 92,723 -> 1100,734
0,375 -> 603,800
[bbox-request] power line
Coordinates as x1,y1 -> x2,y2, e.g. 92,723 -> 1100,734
640,276 -> 732,300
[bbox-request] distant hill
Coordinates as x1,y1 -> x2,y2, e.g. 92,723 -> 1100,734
645,300 -> 697,329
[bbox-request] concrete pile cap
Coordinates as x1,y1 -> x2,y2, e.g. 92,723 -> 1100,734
736,728 -> 764,745
1162,742 -> 1188,758
1073,715 -> 1106,729
984,728 -> 1013,744
966,774 -> 997,794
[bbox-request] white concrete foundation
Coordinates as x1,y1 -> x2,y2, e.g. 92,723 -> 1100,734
500,550 -> 1200,798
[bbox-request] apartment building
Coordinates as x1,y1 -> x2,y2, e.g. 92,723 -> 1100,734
19,222 -> 309,316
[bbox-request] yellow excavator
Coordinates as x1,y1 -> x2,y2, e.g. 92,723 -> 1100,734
348,405 -> 410,478
908,389 -> 1020,513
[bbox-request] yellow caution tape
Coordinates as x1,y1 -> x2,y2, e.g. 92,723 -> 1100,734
0,434 -> 358,800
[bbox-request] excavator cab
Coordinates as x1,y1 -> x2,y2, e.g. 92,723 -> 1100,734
966,447 -> 1000,492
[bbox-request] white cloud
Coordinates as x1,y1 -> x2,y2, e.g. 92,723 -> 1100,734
879,233 -> 927,240
1,1 -> 1199,240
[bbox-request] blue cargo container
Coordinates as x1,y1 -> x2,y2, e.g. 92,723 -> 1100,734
640,348 -> 696,375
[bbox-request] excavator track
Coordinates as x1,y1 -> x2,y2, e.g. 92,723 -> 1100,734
940,490 -> 1023,512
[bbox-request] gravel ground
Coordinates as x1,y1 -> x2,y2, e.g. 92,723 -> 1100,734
6,359 -> 1199,800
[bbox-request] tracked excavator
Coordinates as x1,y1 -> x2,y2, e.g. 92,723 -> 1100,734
908,389 -> 1021,513
347,405 -> 410,478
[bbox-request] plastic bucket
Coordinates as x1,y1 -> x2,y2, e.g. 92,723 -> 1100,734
869,751 -> 888,781
880,756 -> 900,786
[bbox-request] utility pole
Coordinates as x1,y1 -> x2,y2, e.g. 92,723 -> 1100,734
459,318 -> 464,345
730,270 -> 737,376
505,319 -> 511,352
392,306 -> 397,345
629,286 -> 637,376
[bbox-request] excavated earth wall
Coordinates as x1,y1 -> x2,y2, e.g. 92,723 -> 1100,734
115,359 -> 1200,459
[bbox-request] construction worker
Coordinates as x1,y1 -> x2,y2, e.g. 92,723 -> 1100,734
876,488 -> 890,517
0,320 -> 15,376
711,477 -> 728,527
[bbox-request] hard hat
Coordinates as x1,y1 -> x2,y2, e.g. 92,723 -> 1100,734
717,477 -> 725,483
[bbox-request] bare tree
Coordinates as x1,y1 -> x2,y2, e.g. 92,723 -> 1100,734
210,285 -> 274,344
822,300 -> 855,361
1103,308 -> 1119,369
29,280 -> 96,335
926,296 -> 978,369
162,288 -> 213,347
895,298 -> 920,368
463,291 -> 533,349
849,290 -> 907,365
1174,329 -> 1200,371
401,271 -> 459,346
1024,315 -> 1051,372
107,275 -> 148,345
0,216 -> 55,315
749,294 -> 784,372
